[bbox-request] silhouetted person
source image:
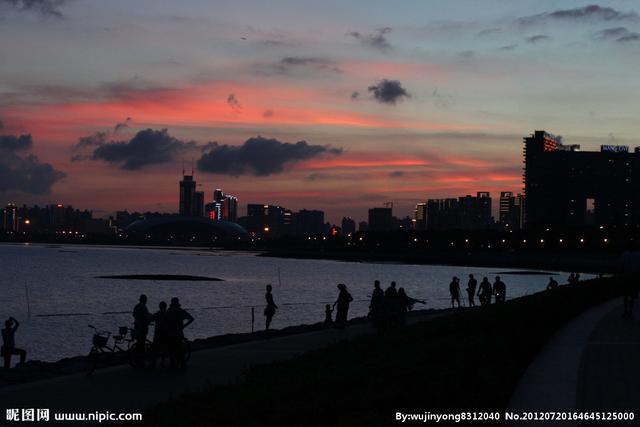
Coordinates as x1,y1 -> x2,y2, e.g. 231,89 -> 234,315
478,277 -> 492,306
449,277 -> 461,308
264,284 -> 278,330
466,274 -> 477,307
546,277 -> 559,291
333,284 -> 353,329
133,294 -> 151,363
397,288 -> 425,325
385,281 -> 400,327
2,317 -> 26,369
166,297 -> 194,369
568,272 -> 576,285
324,304 -> 334,326
369,280 -> 385,328
622,281 -> 638,319
575,273 -> 581,283
151,301 -> 168,368
493,276 -> 506,303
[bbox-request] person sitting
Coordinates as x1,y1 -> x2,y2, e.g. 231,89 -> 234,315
2,317 -> 26,369
324,304 -> 334,326
546,277 -> 559,290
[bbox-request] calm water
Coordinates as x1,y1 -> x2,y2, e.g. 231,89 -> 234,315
0,243 -> 591,362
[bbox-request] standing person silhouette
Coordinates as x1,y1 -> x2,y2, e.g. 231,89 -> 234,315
466,274 -> 478,307
132,294 -> 151,364
264,285 -> 278,330
2,317 -> 26,369
493,276 -> 506,303
449,277 -> 461,308
151,301 -> 169,368
333,284 -> 353,329
166,297 -> 194,369
385,281 -> 400,327
478,277 -> 492,306
369,280 -> 385,329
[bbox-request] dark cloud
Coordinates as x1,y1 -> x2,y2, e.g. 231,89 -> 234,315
0,132 -> 64,194
499,44 -> 518,51
526,34 -> 551,43
280,56 -> 342,73
459,50 -> 475,58
350,91 -> 360,100
263,109 -> 275,118
349,27 -> 393,51
73,128 -> 194,170
254,57 -> 341,76
389,171 -> 405,178
227,93 -> 242,112
197,136 -> 342,176
518,5 -> 639,25
281,57 -> 322,65
0,0 -> 68,17
0,133 -> 32,151
114,117 -> 132,133
477,28 -> 501,37
595,27 -> 640,42
367,79 -> 410,105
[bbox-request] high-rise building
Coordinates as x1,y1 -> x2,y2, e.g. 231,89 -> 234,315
425,193 -> 493,230
179,175 -> 196,216
2,203 -> 19,232
523,130 -> 640,228
368,207 -> 393,232
499,191 -> 523,230
243,204 -> 286,234
414,203 -> 427,231
341,217 -> 356,235
194,191 -> 204,217
205,188 -> 238,222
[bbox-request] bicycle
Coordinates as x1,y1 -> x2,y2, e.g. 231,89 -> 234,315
86,325 -> 152,375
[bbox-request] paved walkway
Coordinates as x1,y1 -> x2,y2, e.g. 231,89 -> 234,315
0,311 -> 441,421
507,298 -> 640,426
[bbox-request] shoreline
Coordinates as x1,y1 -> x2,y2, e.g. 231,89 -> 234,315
260,248 -> 620,274
0,307 -> 444,388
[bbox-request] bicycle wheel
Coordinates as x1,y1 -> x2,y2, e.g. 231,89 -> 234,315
87,348 -> 110,376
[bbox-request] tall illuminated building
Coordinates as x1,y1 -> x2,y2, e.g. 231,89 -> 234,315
523,130 -> 640,228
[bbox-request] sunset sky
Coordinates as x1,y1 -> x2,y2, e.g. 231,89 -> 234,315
1,0 -> 639,223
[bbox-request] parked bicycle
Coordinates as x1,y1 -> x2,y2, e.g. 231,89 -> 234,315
86,325 -> 151,375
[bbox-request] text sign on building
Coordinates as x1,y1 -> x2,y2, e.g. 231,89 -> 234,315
600,145 -> 629,153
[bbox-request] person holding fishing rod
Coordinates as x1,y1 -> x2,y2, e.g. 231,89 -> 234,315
264,284 -> 278,330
